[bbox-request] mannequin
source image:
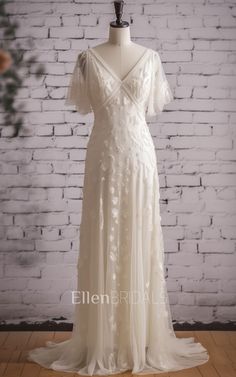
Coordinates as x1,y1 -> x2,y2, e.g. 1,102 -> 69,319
91,1 -> 147,81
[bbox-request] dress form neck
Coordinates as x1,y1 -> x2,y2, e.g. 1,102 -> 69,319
108,25 -> 132,46
90,26 -> 147,80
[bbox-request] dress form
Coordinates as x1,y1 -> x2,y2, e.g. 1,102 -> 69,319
91,25 -> 147,81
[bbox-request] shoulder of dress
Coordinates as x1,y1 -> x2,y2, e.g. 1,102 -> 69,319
76,49 -> 88,74
77,50 -> 87,63
152,50 -> 162,68
148,48 -> 156,56
152,49 -> 161,60
147,49 -> 159,64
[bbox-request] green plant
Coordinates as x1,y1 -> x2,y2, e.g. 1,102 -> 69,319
0,0 -> 45,137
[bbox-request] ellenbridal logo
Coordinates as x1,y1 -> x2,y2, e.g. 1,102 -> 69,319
71,290 -> 167,305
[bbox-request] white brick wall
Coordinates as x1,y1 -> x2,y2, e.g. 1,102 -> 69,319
0,0 -> 236,324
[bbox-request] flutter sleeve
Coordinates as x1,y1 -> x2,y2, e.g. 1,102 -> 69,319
146,50 -> 173,117
65,50 -> 92,114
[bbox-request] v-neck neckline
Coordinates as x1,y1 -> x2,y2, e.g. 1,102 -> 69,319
88,47 -> 150,84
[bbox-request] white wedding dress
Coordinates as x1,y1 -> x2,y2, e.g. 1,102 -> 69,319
27,46 -> 209,375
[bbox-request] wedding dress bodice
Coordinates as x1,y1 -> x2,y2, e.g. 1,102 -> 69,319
65,48 -> 173,172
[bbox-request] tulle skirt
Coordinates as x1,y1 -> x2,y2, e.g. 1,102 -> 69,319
27,124 -> 209,374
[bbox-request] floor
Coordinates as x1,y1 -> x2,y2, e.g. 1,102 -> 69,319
0,331 -> 235,377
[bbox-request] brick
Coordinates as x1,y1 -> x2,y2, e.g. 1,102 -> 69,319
172,305 -> 213,322
144,4 -> 175,15
163,226 -> 184,240
202,227 -> 221,239
171,136 -> 232,149
168,252 -> 203,266
214,215 -> 236,226
69,213 -> 82,226
168,266 -> 203,279
166,174 -> 200,187
168,200 -> 204,212
217,150 -> 236,161
64,187 -> 82,199
0,278 -> 28,291
168,293 -> 178,305
5,265 -> 41,278
6,227 -> 24,240
178,74 -> 207,87
6,3 -> 52,14
193,112 -> 228,124
217,188 -> 235,200
166,278 -> 181,292
54,3 -> 91,15
178,150 -> 215,161
55,136 -> 87,148
182,279 -> 219,293
31,174 -> 66,187
184,227 -> 201,239
0,292 -> 22,304
61,226 -> 78,239
221,280 -> 236,293
221,227 -> 236,239
42,228 -> 60,241
33,149 -> 68,160
202,174 -> 236,187
193,51 -> 228,63
47,188 -> 63,200
41,264 -> 75,279
67,175 -> 84,187
16,27 -> 48,38
2,200 -> 66,214
54,125 -> 72,135
216,307 -> 236,321
23,292 -> 60,304
35,239 -> 71,252
35,125 -> 53,136
196,294 -> 218,306
1,151 -> 32,163
205,200 -> 236,213
29,112 -> 64,124
14,213 -> 68,226
0,240 -> 34,252
50,27 -> 83,39
198,240 -> 235,254
220,164 -> 236,174
35,163 -> 52,174
179,240 -> 198,252
178,293 -> 195,306
27,279 -> 52,290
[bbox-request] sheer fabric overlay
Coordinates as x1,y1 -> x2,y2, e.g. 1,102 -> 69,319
27,47 -> 209,375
